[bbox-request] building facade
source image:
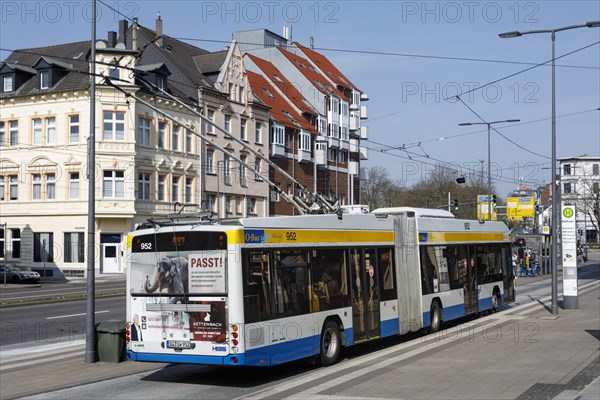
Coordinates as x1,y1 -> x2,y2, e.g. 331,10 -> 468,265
559,157 -> 600,244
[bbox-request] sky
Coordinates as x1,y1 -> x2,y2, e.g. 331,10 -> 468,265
1,0 -> 599,199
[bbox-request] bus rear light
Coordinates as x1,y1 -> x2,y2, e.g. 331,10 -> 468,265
126,329 -> 131,336
232,339 -> 238,346
126,336 -> 131,343
232,356 -> 238,364
125,323 -> 131,329
231,325 -> 238,332
231,347 -> 239,353
232,332 -> 238,339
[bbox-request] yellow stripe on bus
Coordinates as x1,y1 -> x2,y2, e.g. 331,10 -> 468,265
422,232 -> 506,243
226,229 -> 394,245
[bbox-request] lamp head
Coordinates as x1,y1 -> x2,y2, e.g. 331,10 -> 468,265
499,31 -> 522,38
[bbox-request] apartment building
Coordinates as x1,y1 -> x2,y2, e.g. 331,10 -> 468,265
559,156 -> 600,243
0,18 -> 270,276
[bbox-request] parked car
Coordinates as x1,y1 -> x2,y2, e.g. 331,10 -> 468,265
0,265 -> 41,283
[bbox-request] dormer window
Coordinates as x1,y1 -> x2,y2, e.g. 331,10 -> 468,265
39,70 -> 51,89
109,61 -> 119,80
156,75 -> 165,90
3,75 -> 13,92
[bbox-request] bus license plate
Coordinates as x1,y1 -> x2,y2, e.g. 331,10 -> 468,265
166,340 -> 195,350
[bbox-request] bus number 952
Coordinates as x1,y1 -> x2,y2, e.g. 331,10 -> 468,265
286,232 -> 297,241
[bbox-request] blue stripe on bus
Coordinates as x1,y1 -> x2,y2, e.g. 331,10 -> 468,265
422,303 -> 466,328
381,318 -> 399,338
127,351 -> 245,366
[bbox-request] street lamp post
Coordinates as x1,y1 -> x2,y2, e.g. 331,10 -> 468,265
499,21 -> 600,315
459,119 -> 520,220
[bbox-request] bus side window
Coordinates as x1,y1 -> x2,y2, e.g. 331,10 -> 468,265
274,250 -> 309,317
378,248 -> 396,301
243,251 -> 273,323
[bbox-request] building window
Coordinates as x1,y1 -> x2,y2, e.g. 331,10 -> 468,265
255,122 -> 261,143
225,195 -> 232,214
69,172 -> 79,199
185,177 -> 193,203
46,173 -> 55,199
271,124 -> 285,145
271,184 -> 280,202
0,229 -> 4,259
33,232 -> 53,262
0,121 -> 5,147
103,170 -> 125,198
207,149 -> 215,174
32,118 -> 42,145
9,120 -> 18,146
10,228 -> 21,259
564,182 -> 572,194
32,174 -> 41,200
593,164 -> 599,175
240,155 -> 247,187
158,175 -> 166,201
224,156 -> 231,185
337,150 -> 346,164
158,121 -> 166,149
240,118 -> 247,141
69,114 -> 79,143
172,176 -> 180,202
109,61 -> 119,80
254,158 -> 262,181
172,125 -> 179,150
0,175 -> 4,200
46,117 -> 55,144
299,130 -> 310,151
139,117 -> 151,146
206,110 -> 214,134
39,71 -> 51,89
593,182 -> 600,193
206,194 -> 216,212
3,75 -> 14,92
9,175 -> 18,200
563,164 -> 571,175
224,115 -> 231,133
186,128 -> 193,153
103,111 -> 125,141
138,172 -> 151,200
247,197 -> 256,215
64,232 -> 84,263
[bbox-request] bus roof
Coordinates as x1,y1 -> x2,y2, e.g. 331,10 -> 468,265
371,207 -> 455,218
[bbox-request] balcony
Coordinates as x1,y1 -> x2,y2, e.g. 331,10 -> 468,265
348,161 -> 359,175
314,141 -> 327,165
349,103 -> 359,111
339,138 -> 350,151
360,92 -> 369,102
349,115 -> 360,131
360,125 -> 369,140
298,148 -> 312,163
349,138 -> 359,153
360,146 -> 368,160
327,136 -> 340,149
360,105 -> 368,119
271,143 -> 286,157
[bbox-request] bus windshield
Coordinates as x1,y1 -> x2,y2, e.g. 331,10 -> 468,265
128,230 -> 228,300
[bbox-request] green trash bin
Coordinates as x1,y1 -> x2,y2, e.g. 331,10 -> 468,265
96,320 -> 126,362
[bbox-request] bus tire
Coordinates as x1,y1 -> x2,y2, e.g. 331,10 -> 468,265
319,320 -> 341,366
492,289 -> 501,313
429,301 -> 442,333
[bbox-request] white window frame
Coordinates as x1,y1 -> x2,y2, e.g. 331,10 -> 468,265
158,175 -> 166,201
32,118 -> 42,145
139,117 -> 151,147
138,172 -> 151,200
254,159 -> 262,181
69,172 -> 79,199
46,173 -> 55,199
103,111 -> 125,141
299,130 -> 311,151
240,118 -> 247,141
39,71 -> 51,89
185,177 -> 193,203
172,175 -> 180,202
0,121 -> 5,147
3,75 -> 14,92
240,155 -> 247,187
206,110 -> 214,134
69,114 -> 79,143
172,125 -> 179,150
271,123 -> 285,145
9,175 -> 18,200
186,128 -> 193,153
158,121 -> 166,149
32,174 -> 41,200
224,115 -> 231,133
255,121 -> 261,143
9,120 -> 18,147
103,170 -> 125,198
207,149 -> 215,174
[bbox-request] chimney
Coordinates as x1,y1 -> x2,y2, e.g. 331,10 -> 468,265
156,12 -> 163,48
107,31 -> 117,48
118,19 -> 129,46
132,18 -> 139,51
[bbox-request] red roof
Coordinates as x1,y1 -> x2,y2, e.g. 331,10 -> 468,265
245,53 -> 318,117
277,47 -> 347,100
294,42 -> 359,91
246,70 -> 317,134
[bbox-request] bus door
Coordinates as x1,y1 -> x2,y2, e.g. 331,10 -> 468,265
350,249 -> 380,342
464,245 -> 478,315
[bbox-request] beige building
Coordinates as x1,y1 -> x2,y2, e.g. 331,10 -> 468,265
0,18 -> 270,277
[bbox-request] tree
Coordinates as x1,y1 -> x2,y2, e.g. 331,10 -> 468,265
360,166 -> 399,210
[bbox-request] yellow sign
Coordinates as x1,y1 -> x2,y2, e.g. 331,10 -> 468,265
506,196 -> 535,221
563,208 -> 574,218
477,195 -> 497,220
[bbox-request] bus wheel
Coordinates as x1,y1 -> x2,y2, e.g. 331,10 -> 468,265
492,290 -> 500,313
429,301 -> 442,333
319,320 -> 341,366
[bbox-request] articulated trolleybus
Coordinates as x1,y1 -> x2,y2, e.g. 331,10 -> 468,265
125,207 -> 515,366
